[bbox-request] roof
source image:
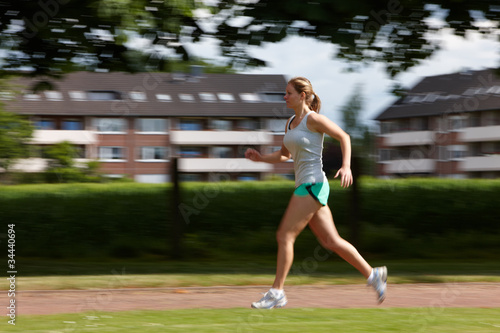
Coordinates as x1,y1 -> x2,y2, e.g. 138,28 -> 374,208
4,71 -> 293,118
375,68 -> 500,120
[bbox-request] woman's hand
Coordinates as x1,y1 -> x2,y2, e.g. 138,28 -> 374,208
335,166 -> 353,188
245,148 -> 262,162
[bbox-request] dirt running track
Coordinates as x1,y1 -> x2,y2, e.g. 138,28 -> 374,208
9,283 -> 500,315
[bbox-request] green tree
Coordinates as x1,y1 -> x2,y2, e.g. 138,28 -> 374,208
1,1 -> 499,77
339,84 -> 376,176
0,109 -> 34,179
44,141 -> 103,183
44,141 -> 78,168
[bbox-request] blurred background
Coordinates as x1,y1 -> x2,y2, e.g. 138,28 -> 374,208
1,0 -> 499,270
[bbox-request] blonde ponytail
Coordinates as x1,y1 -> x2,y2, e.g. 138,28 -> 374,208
288,77 -> 321,113
310,92 -> 321,113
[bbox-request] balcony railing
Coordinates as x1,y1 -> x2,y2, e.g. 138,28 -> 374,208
458,125 -> 500,142
383,159 -> 436,174
459,155 -> 500,172
178,158 -> 273,173
31,130 -> 97,145
170,130 -> 273,145
382,131 -> 435,147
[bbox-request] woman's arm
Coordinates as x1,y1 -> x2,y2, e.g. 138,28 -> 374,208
245,116 -> 293,164
307,112 -> 353,188
245,144 -> 291,164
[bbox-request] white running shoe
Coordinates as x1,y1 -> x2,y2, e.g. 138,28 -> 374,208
251,290 -> 288,309
368,266 -> 387,304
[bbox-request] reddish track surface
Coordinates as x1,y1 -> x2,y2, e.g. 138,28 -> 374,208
11,283 -> 500,315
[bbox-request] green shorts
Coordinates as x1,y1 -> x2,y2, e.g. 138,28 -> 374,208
293,182 -> 330,206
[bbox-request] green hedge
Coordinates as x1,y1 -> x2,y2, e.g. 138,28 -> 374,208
1,179 -> 499,259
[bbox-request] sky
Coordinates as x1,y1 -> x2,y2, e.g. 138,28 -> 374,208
186,28 -> 500,129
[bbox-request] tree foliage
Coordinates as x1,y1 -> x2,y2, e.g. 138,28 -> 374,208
0,109 -> 33,173
0,0 -> 499,77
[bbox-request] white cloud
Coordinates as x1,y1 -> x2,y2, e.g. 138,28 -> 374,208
185,28 -> 500,129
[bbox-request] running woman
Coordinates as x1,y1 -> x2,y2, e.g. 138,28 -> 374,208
245,77 -> 387,309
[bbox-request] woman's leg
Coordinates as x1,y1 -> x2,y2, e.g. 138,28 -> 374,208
272,194 -> 321,290
308,205 -> 372,278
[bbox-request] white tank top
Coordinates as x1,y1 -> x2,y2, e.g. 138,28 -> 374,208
283,111 -> 327,186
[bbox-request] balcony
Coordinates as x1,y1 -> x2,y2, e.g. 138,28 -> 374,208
460,156 -> 500,172
9,158 -> 93,173
31,130 -> 97,145
383,159 -> 436,174
178,158 -> 273,173
382,131 -> 435,147
458,126 -> 500,142
170,130 -> 273,145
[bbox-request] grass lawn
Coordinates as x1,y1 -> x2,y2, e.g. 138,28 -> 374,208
4,308 -> 500,332
12,259 -> 500,290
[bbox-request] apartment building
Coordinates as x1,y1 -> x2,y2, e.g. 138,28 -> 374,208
375,68 -> 500,178
5,71 -> 294,182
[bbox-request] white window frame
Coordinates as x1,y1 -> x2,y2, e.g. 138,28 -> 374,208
240,93 -> 261,103
98,147 -> 126,162
137,146 -> 169,162
44,91 -> 63,101
24,93 -> 41,101
448,145 -> 467,161
136,118 -> 168,134
217,93 -> 235,102
156,94 -> 172,102
129,91 -> 147,102
94,118 -> 127,133
199,92 -> 217,102
179,93 -> 195,102
69,91 -> 87,101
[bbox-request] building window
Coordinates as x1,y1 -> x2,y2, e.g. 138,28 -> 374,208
24,93 -> 41,101
179,93 -> 195,102
44,91 -> 63,101
380,122 -> 393,135
94,118 -> 127,133
210,119 -> 232,131
482,141 -> 500,154
212,147 -> 232,158
217,93 -> 235,102
87,91 -> 121,101
62,119 -> 83,130
261,92 -> 284,102
237,119 -> 259,130
468,113 -> 481,127
449,116 -> 467,131
237,174 -> 258,181
137,118 -> 168,133
240,93 -> 261,103
35,119 -> 55,130
156,94 -> 172,102
179,147 -> 204,158
448,145 -> 467,161
129,91 -> 147,101
199,92 -> 217,102
0,91 -> 13,101
69,91 -> 87,101
410,117 -> 428,131
139,147 -> 168,161
99,147 -> 126,160
379,149 -> 392,162
180,174 -> 203,182
179,119 -> 203,131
